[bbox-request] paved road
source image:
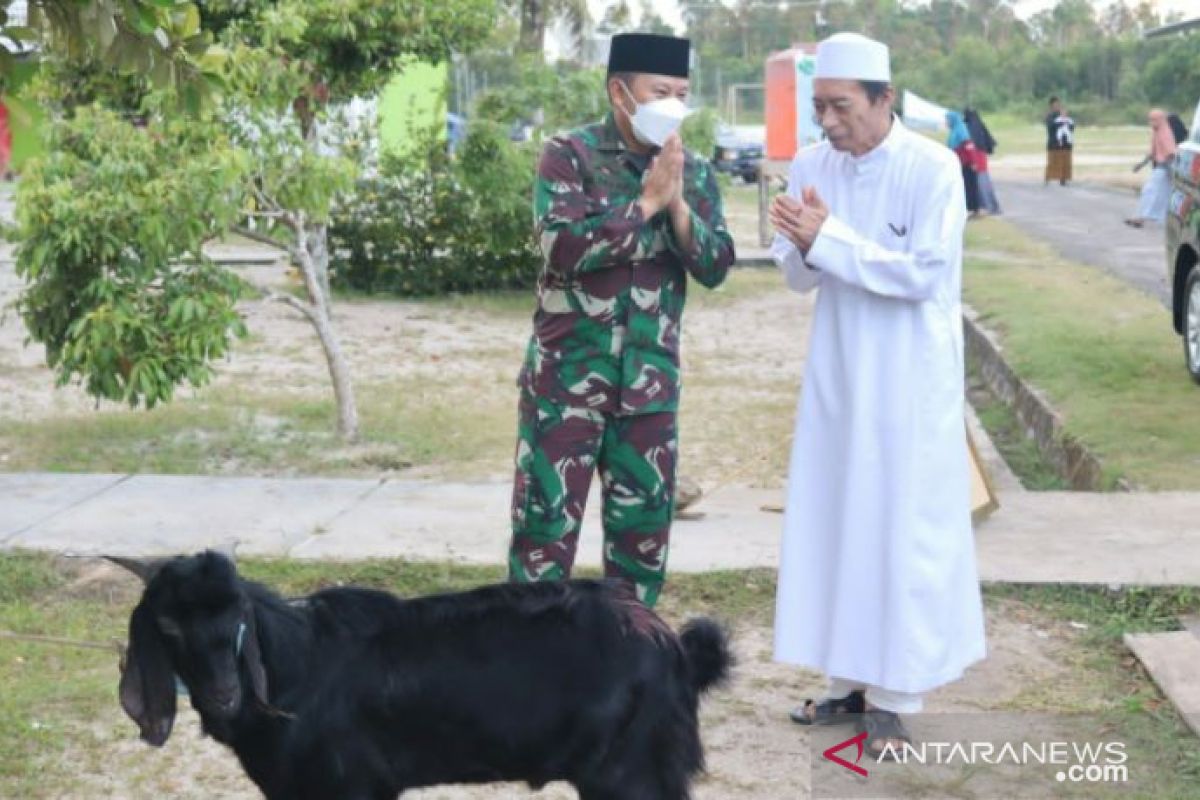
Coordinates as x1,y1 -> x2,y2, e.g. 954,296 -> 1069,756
995,179 -> 1172,305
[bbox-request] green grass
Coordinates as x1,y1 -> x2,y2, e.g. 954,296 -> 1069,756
0,556 -> 126,797
983,116 -> 1148,190
989,584 -> 1200,641
984,115 -> 1147,159
986,584 -> 1200,795
330,284 -> 535,318
967,365 -> 1070,491
964,218 -> 1200,490
0,377 -> 518,479
1,552 -> 1198,797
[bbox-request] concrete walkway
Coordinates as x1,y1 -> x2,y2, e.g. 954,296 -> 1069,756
3,471 -> 1198,585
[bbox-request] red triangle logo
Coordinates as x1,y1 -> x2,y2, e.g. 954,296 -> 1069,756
823,730 -> 869,777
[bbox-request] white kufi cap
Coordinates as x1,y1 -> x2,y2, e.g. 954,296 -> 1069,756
814,32 -> 890,82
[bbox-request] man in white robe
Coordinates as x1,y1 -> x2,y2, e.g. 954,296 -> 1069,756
769,32 -> 986,756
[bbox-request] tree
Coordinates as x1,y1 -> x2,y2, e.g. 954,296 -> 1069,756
940,35 -> 1000,106
4,1 -> 228,112
207,0 -> 494,441
515,0 -> 591,58
15,0 -> 495,442
637,1 -> 676,36
1100,1 -> 1137,37
1141,35 -> 1200,114
597,1 -> 632,35
1031,0 -> 1099,47
14,104 -> 249,409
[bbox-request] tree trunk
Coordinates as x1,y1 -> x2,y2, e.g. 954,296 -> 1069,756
306,222 -> 333,318
294,220 -> 359,443
310,300 -> 359,443
275,106 -> 358,442
519,0 -> 546,56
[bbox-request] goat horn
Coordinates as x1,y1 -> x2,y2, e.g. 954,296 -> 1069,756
103,555 -> 170,583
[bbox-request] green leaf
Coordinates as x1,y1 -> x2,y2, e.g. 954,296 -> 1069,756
124,0 -> 161,37
198,44 -> 229,73
171,4 -> 201,39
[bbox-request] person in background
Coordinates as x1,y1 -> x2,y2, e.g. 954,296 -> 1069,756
964,108 -> 1000,215
946,111 -> 982,218
1125,109 -> 1178,228
1044,97 -> 1073,187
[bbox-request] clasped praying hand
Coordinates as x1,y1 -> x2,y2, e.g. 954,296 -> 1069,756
770,187 -> 830,255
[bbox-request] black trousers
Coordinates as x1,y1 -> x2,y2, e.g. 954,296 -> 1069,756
962,165 -> 980,213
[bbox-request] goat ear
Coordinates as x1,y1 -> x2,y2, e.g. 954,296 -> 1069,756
241,605 -> 270,706
119,600 -> 177,747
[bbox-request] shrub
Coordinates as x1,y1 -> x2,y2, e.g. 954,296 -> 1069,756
329,122 -> 541,296
681,107 -> 718,160
12,105 -> 249,408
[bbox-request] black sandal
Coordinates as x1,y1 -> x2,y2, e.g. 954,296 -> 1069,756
789,689 -> 865,725
859,708 -> 912,761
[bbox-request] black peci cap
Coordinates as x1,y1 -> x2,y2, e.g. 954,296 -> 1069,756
607,33 -> 691,78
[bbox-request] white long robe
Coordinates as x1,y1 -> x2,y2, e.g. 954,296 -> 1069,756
772,120 -> 986,694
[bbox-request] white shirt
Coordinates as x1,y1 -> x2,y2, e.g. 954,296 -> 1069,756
771,119 -> 986,693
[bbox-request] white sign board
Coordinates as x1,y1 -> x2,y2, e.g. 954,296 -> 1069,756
795,53 -> 822,148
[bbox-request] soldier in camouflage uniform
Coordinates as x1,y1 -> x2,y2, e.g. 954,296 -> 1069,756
508,33 -> 736,607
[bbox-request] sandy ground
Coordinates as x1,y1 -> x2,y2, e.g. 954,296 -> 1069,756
0,255 -> 535,424
0,233 -> 812,489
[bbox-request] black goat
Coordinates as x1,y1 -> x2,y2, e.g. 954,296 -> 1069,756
114,551 -> 732,800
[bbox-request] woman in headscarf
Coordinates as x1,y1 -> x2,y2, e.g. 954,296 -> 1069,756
946,111 -> 982,218
964,108 -> 1000,215
1125,109 -> 1177,228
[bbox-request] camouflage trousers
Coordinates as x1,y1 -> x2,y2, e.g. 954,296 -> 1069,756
508,391 -> 677,607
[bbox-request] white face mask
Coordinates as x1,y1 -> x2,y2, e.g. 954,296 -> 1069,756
620,82 -> 690,148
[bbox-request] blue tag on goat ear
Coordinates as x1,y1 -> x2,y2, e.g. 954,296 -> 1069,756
235,622 -> 247,657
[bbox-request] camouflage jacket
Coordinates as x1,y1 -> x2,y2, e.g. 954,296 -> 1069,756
518,113 -> 736,416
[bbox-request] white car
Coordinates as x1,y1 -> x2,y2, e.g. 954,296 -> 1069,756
1166,97 -> 1200,382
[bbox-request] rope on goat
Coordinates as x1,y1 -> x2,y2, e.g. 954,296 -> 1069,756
0,630 -> 125,657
